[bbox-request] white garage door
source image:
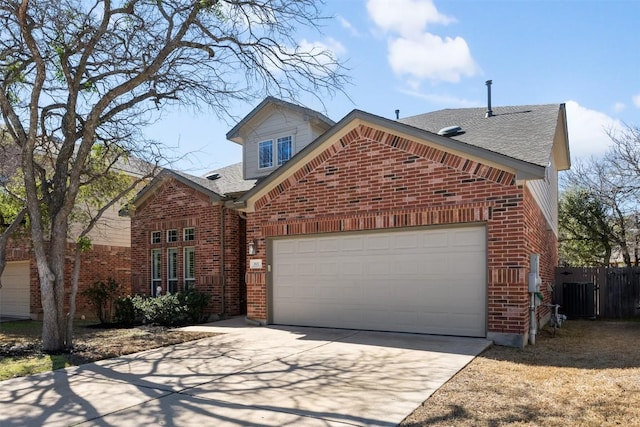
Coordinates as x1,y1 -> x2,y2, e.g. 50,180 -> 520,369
0,261 -> 31,318
272,226 -> 486,337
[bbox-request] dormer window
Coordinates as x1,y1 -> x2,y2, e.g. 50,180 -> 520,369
258,135 -> 293,169
277,136 -> 292,165
259,140 -> 273,169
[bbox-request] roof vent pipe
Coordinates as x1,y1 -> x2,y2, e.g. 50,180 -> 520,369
395,109 -> 400,120
485,80 -> 493,118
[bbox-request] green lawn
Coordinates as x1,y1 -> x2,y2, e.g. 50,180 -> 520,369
1,355 -> 71,380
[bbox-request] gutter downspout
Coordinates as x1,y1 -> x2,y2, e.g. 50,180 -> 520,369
528,254 -> 541,345
529,293 -> 537,345
219,204 -> 225,317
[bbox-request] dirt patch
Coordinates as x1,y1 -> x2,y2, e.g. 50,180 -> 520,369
0,321 -> 217,369
401,320 -> 640,427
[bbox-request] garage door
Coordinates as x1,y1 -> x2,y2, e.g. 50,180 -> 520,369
272,226 -> 486,337
0,261 -> 31,318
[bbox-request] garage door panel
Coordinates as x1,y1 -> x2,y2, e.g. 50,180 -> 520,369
273,226 -> 486,337
0,261 -> 30,318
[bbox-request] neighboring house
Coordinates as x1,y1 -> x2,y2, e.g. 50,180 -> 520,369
129,163 -> 255,317
0,149 -> 144,320
1,199 -> 132,320
130,96 -> 570,347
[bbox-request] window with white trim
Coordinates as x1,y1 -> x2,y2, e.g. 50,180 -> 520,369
277,136 -> 292,165
151,249 -> 162,296
184,247 -> 195,290
259,140 -> 273,169
167,248 -> 178,293
183,227 -> 195,242
167,229 -> 178,243
151,231 -> 161,244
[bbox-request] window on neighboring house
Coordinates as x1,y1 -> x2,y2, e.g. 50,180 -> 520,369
184,247 -> 195,290
167,229 -> 178,243
151,249 -> 162,296
167,248 -> 178,293
258,140 -> 273,169
183,227 -> 195,241
277,136 -> 292,165
151,231 -> 161,244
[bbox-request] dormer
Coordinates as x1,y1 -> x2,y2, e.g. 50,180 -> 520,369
227,97 -> 335,180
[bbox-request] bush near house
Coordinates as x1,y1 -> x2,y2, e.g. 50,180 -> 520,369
114,290 -> 211,327
81,277 -> 123,324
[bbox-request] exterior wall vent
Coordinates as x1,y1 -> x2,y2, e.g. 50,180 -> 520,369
437,125 -> 464,137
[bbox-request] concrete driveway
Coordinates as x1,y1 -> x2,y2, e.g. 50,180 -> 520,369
0,318 -> 491,426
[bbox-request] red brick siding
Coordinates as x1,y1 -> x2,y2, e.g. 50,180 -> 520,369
245,124 -> 551,339
5,234 -> 131,320
131,177 -> 243,316
523,185 -> 559,323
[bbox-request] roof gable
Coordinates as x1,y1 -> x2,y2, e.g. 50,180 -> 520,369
226,97 -> 335,144
236,109 -> 557,211
132,163 -> 256,209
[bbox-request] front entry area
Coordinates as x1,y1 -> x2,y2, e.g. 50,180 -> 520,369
271,225 -> 487,337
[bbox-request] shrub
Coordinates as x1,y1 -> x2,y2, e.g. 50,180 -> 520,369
136,293 -> 184,326
81,277 -> 121,324
178,289 -> 211,324
113,295 -> 143,326
130,290 -> 211,327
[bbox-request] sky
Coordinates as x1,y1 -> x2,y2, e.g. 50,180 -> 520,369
144,0 -> 640,176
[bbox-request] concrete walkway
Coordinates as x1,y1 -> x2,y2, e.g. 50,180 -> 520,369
0,318 -> 491,426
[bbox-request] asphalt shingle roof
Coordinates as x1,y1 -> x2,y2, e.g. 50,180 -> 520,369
399,104 -> 561,167
169,162 -> 255,198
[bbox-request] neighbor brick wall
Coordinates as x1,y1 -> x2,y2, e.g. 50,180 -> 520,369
131,177 -> 243,316
245,124 -> 548,340
5,233 -> 131,320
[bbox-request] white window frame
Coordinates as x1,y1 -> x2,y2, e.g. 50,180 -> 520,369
151,231 -> 161,244
184,247 -> 195,290
167,248 -> 178,293
151,249 -> 162,296
258,140 -> 273,169
277,136 -> 292,165
183,227 -> 195,242
166,229 -> 178,243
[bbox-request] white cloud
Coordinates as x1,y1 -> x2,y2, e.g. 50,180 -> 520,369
398,88 -> 479,108
366,0 -> 476,84
337,15 -> 360,37
367,0 -> 454,37
565,100 -> 622,160
388,34 -> 476,83
613,102 -> 626,113
633,93 -> 640,108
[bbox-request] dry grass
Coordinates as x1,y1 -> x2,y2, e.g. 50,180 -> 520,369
0,320 -> 217,380
401,320 -> 640,427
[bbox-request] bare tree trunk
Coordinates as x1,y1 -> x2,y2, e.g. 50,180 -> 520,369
40,223 -> 69,352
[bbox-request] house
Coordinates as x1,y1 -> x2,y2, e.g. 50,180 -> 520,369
129,163 -> 255,316
130,96 -> 570,347
0,148 -> 145,321
0,197 -> 133,320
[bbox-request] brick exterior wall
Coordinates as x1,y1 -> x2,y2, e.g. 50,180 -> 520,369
5,233 -> 131,320
245,124 -> 557,346
131,177 -> 244,317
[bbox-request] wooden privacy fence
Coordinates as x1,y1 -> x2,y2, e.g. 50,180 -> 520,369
554,267 -> 640,319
